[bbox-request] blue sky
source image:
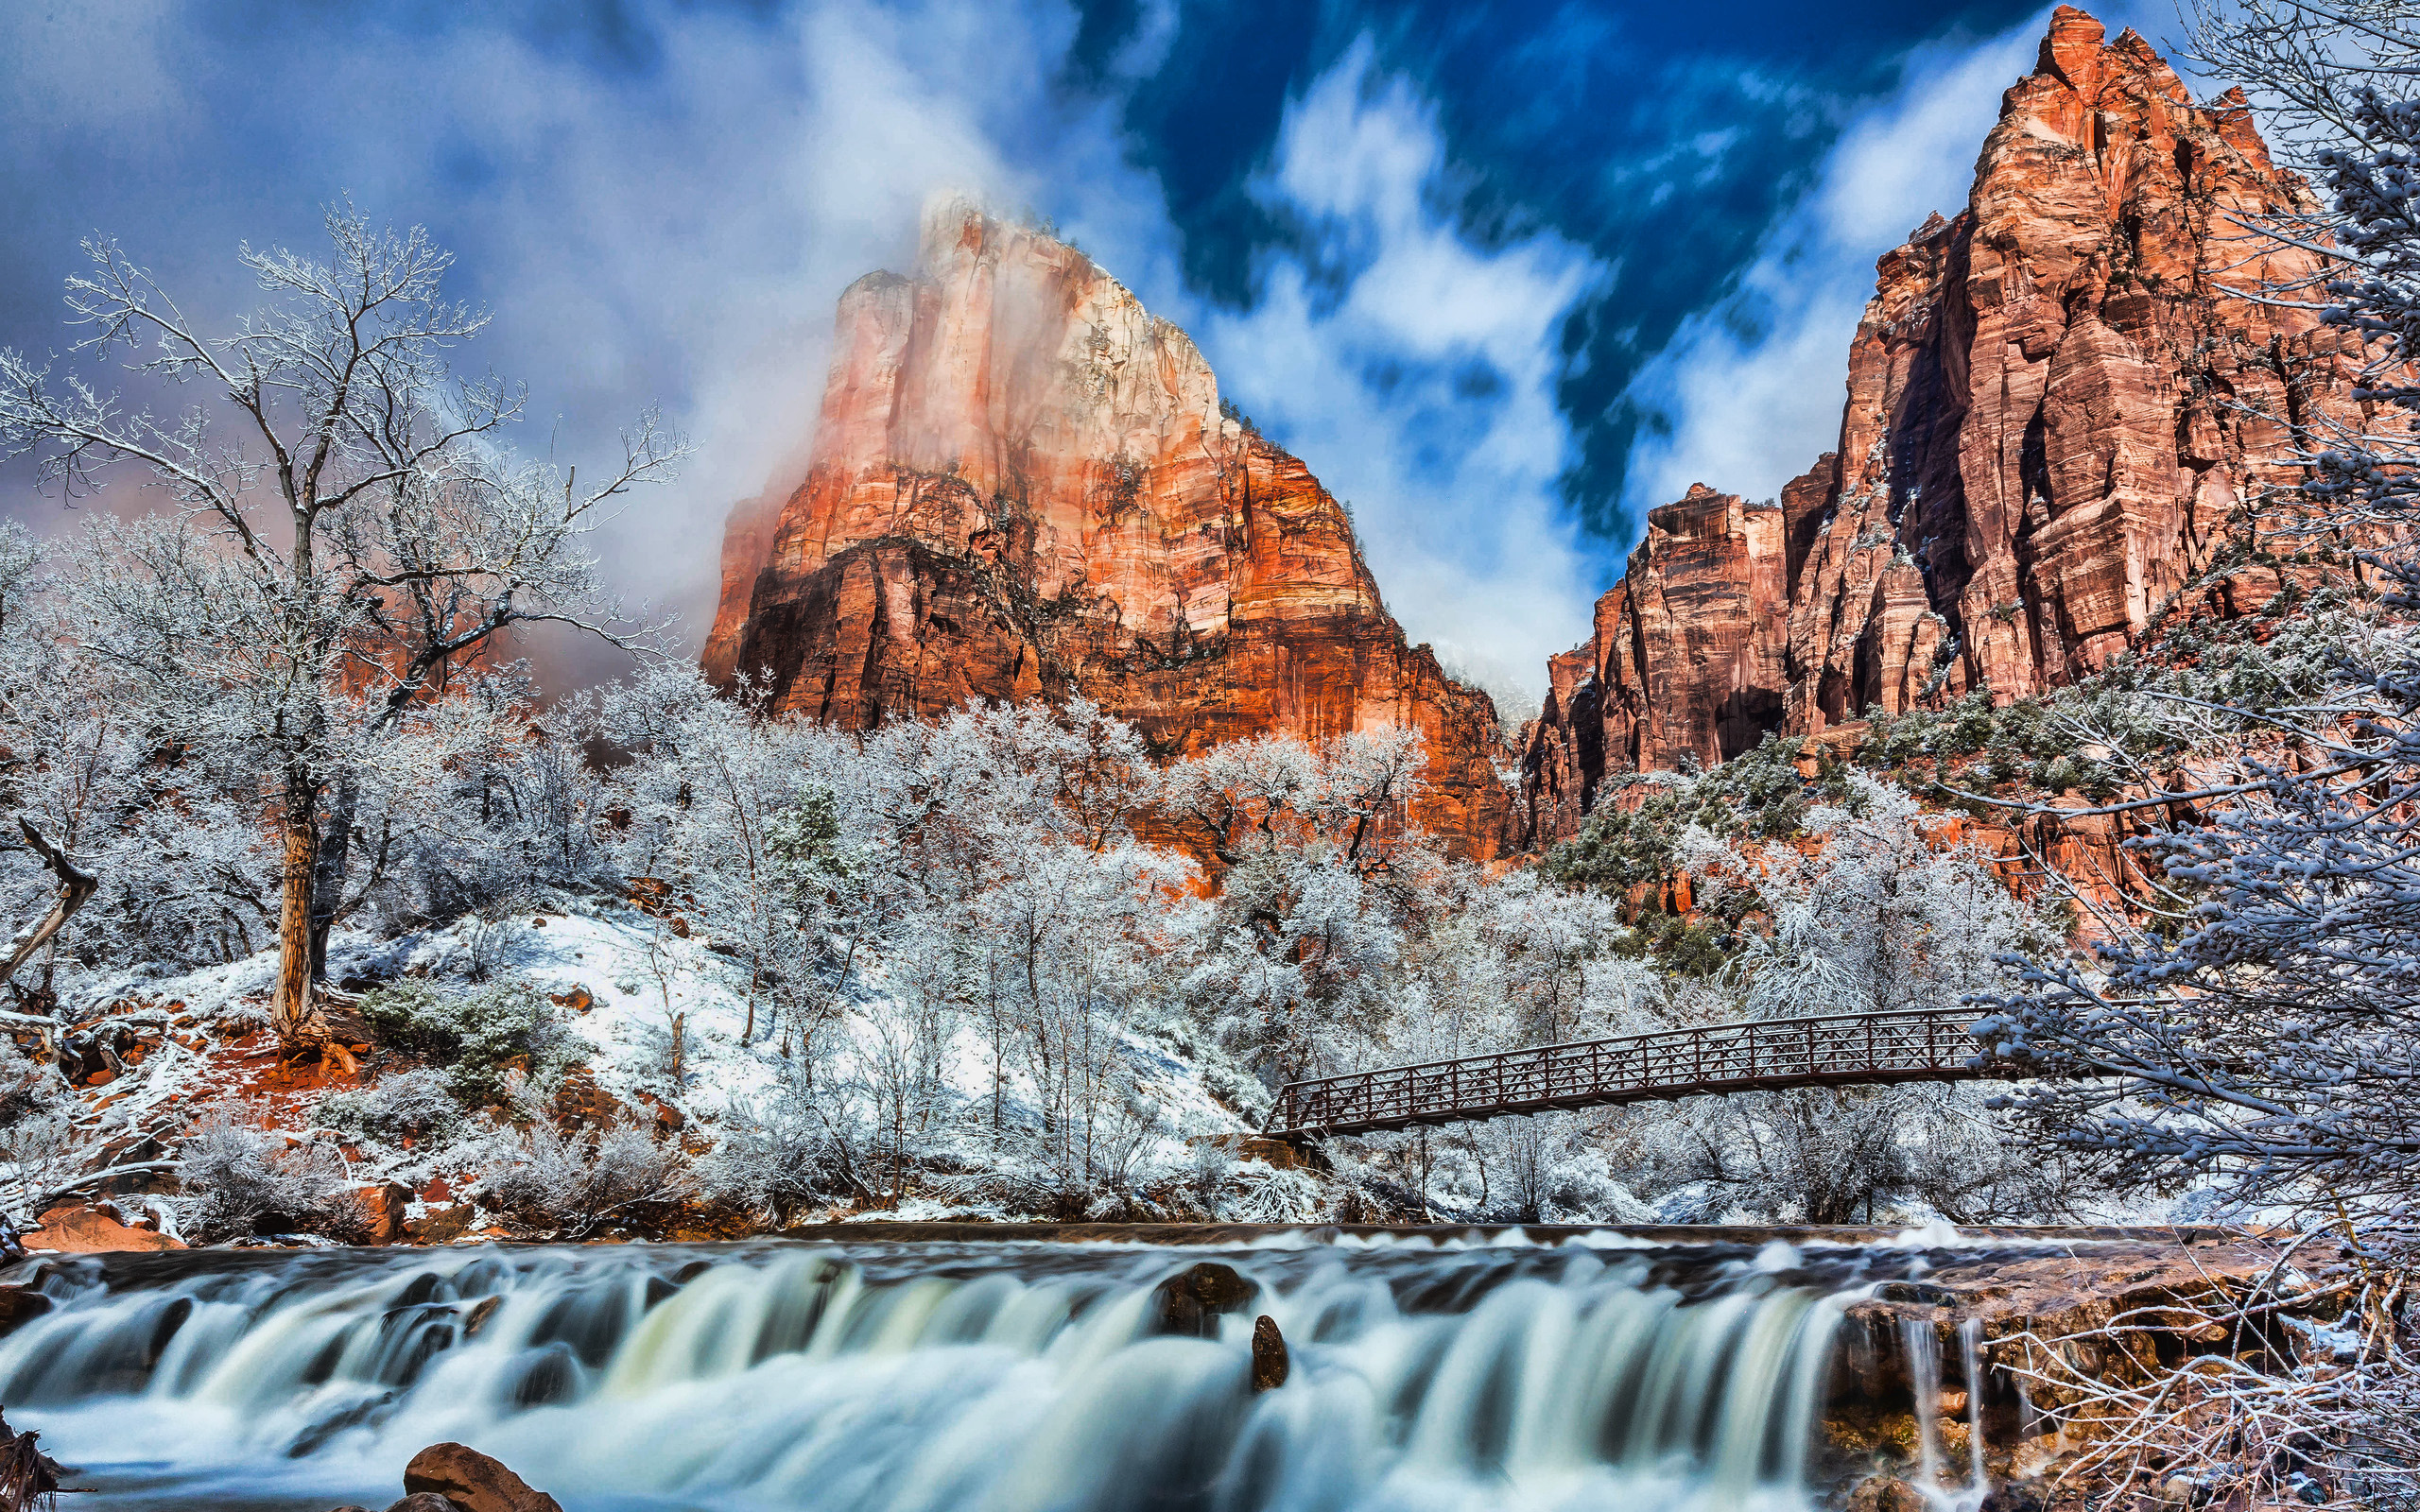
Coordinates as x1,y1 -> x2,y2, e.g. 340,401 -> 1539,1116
0,0 -> 2179,699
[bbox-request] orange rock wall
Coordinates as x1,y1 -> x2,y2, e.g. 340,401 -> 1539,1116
1522,7 -> 2364,843
708,200 -> 1516,858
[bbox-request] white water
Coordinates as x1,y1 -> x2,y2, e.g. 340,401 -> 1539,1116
1897,1314 -> 1991,1512
0,1239 -> 1860,1512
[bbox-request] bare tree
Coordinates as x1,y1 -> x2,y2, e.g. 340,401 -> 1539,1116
0,205 -> 683,1054
0,820 -> 95,988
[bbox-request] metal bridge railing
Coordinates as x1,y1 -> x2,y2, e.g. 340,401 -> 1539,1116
1266,1006 -> 2005,1140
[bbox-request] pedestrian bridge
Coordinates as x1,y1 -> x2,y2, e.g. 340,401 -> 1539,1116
1266,1006 -> 2028,1142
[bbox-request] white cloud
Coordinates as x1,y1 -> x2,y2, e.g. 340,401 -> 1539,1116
1198,41 -> 1605,698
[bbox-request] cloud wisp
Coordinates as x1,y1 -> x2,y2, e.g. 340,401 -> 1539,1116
1199,41 -> 1608,707
1616,15 -> 2047,520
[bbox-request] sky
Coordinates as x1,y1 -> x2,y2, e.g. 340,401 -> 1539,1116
0,0 -> 2185,705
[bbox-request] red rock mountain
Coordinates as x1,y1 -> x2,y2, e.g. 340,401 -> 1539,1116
705,198 -> 1517,858
1523,6 -> 2362,841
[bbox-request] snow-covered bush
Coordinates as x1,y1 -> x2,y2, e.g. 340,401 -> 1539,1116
707,1061 -> 863,1220
481,1118 -> 695,1238
316,1068 -> 465,1143
178,1106 -> 361,1241
0,1045 -> 103,1217
356,979 -> 574,1103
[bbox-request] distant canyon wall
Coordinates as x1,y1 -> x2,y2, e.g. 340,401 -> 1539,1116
1522,5 -> 2364,842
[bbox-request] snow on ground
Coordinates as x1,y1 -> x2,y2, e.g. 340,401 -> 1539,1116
49,892 -> 1266,1229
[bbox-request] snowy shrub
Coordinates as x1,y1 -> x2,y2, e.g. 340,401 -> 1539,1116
0,1111 -> 90,1216
316,1067 -> 464,1143
481,1118 -> 696,1238
1219,1161 -> 1326,1224
356,979 -> 574,1103
178,1105 -> 361,1241
706,1063 -> 863,1219
0,1046 -> 95,1211
0,1046 -> 65,1130
1183,1136 -> 1236,1213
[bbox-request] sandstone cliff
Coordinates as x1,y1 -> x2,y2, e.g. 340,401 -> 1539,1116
706,199 -> 1515,858
1524,6 -> 2364,843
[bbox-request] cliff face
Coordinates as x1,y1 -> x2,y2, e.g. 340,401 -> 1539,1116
706,200 -> 1516,858
1524,487 -> 1792,836
1524,6 -> 2362,843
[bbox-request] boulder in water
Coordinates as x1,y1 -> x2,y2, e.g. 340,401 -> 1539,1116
402,1443 -> 562,1512
1251,1314 -> 1288,1391
384,1497 -> 462,1512
0,1288 -> 49,1338
459,1297 -> 502,1337
1150,1262 -> 1255,1337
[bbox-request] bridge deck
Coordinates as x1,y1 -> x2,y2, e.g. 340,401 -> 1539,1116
1266,1006 -> 2012,1141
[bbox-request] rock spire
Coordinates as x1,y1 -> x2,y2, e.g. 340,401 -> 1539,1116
1522,6 -> 2361,842
705,197 -> 1517,858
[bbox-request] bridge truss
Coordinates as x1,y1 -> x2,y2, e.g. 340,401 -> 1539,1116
1265,1006 -> 2024,1142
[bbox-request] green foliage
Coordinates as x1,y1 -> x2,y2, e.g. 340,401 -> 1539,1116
766,788 -> 859,923
1629,912 -> 1731,978
1542,782 -> 1687,892
766,788 -> 845,875
357,978 -> 574,1104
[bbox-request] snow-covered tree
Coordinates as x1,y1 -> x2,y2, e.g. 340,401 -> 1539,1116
0,207 -> 683,1052
1634,776 -> 2076,1225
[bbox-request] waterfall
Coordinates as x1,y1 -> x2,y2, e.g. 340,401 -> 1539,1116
1900,1316 -> 1946,1495
1897,1314 -> 1991,1512
0,1238 -> 1858,1512
1955,1318 -> 1990,1506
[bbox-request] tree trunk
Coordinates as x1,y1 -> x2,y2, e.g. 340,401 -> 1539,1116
272,768 -> 323,1053
308,772 -> 357,981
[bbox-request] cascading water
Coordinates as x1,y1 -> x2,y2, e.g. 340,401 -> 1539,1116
1895,1314 -> 1991,1512
0,1236 -> 1919,1512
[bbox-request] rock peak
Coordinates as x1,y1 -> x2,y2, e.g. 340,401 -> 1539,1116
704,202 -> 1516,858
2036,5 -> 2108,88
1521,11 -> 2358,844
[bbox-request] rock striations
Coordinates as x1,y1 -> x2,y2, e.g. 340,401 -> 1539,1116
705,199 -> 1516,859
1523,6 -> 2364,842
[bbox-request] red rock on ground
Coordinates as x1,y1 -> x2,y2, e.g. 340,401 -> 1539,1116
1522,7 -> 2367,842
28,1202 -> 183,1254
706,197 -> 1516,861
354,1182 -> 413,1246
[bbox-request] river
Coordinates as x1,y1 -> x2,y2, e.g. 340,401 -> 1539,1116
0,1228 -> 2009,1512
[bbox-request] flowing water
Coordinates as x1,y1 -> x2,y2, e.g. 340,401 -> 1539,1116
0,1232 -> 1989,1512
